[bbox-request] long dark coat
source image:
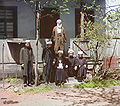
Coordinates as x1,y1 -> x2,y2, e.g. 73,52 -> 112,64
76,57 -> 87,79
20,47 -> 34,77
55,57 -> 70,83
67,57 -> 77,77
42,47 -> 56,83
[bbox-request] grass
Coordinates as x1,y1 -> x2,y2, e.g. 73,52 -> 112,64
73,80 -> 120,88
5,78 -> 22,83
58,84 -> 68,88
16,84 -> 52,95
25,85 -> 52,93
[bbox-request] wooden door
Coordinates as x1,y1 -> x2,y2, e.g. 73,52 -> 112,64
39,8 -> 59,38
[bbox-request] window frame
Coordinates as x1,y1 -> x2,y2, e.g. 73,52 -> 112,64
0,6 -> 17,39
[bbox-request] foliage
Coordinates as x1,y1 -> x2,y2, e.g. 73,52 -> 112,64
73,80 -> 120,88
28,0 -> 70,15
16,84 -> 52,95
58,84 -> 68,88
24,85 -> 52,93
48,0 -> 70,15
81,21 -> 112,61
103,8 -> 120,37
5,78 -> 22,83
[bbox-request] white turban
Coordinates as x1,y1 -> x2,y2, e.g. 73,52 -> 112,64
25,40 -> 30,43
56,19 -> 62,23
68,49 -> 74,54
78,51 -> 83,55
46,41 -> 52,45
58,50 -> 63,54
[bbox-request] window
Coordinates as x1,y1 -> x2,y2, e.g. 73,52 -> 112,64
0,6 -> 17,39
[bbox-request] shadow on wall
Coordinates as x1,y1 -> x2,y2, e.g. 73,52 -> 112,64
7,42 -> 25,64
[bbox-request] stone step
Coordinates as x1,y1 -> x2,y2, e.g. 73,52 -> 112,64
65,77 -> 80,87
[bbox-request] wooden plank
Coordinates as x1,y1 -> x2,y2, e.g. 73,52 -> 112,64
73,40 -> 88,56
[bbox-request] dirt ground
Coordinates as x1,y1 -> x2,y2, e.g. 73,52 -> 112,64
0,78 -> 120,106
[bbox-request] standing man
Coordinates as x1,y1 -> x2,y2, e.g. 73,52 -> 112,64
76,51 -> 87,81
42,40 -> 56,84
52,19 -> 66,54
20,40 -> 34,87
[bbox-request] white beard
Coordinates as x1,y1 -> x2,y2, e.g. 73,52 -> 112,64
57,24 -> 62,33
57,24 -> 62,29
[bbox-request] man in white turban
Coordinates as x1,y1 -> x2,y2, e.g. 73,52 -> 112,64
67,49 -> 78,77
76,51 -> 87,81
51,19 -> 66,54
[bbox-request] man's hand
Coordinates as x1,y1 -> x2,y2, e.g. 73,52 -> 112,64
57,66 -> 63,69
53,61 -> 55,65
74,66 -> 77,70
84,64 -> 87,67
21,64 -> 24,69
21,64 -> 24,67
65,65 -> 68,68
43,63 -> 47,66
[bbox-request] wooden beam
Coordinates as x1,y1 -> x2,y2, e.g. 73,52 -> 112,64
73,40 -> 88,56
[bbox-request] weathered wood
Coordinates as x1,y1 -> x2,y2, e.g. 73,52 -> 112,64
80,12 -> 84,37
73,40 -> 88,56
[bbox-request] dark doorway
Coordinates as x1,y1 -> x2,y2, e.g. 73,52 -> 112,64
39,8 -> 59,38
7,42 -> 25,64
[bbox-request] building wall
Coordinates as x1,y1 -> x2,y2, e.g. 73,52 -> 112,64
0,0 -> 76,52
60,7 -> 75,53
0,0 -> 105,51
0,0 -> 35,39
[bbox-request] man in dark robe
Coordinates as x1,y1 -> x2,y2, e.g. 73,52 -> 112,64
20,40 -> 34,87
42,40 -> 56,84
76,51 -> 87,81
54,50 -> 70,86
67,49 -> 78,77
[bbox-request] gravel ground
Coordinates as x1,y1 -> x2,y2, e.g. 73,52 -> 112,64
0,78 -> 120,106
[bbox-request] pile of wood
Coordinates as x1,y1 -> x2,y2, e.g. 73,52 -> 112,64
97,68 -> 120,80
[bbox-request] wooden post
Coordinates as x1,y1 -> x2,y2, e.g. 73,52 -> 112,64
2,41 -> 5,88
34,12 -> 39,86
80,12 -> 84,37
35,1 -> 41,86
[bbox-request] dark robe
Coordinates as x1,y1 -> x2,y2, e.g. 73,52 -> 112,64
42,47 -> 56,83
55,56 -> 70,85
76,57 -> 87,80
67,57 -> 77,77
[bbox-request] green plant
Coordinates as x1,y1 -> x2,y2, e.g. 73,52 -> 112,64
58,84 -> 68,88
16,84 -> 52,95
5,78 -> 22,83
73,80 -> 120,88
